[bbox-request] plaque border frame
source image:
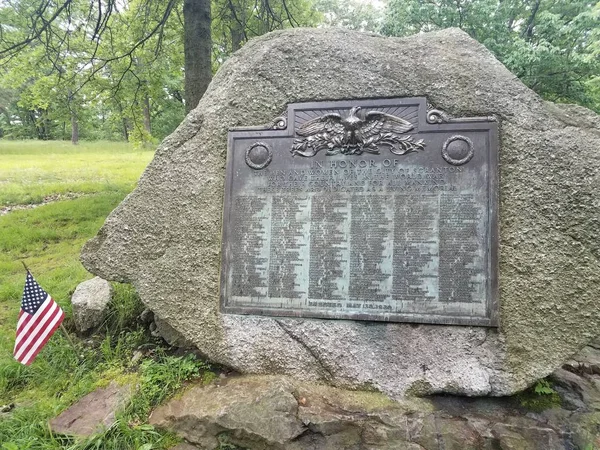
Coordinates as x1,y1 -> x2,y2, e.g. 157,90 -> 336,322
220,97 -> 499,327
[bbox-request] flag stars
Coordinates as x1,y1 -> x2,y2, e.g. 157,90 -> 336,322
22,273 -> 49,315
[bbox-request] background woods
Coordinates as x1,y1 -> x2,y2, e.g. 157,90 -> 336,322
0,0 -> 598,144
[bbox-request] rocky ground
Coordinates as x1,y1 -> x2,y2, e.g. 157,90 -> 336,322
149,340 -> 600,450
0,192 -> 87,216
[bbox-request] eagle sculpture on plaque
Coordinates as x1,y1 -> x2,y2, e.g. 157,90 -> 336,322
291,106 -> 426,157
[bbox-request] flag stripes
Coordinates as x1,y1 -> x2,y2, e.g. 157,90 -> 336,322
14,272 -> 65,365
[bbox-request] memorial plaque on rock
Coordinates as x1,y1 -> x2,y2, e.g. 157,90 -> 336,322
221,97 -> 498,326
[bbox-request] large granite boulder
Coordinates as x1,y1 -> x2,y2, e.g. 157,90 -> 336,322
81,28 -> 600,397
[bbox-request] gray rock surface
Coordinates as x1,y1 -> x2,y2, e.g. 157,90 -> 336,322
151,316 -> 195,349
81,28 -> 600,397
168,444 -> 200,450
49,382 -> 133,437
71,276 -> 113,333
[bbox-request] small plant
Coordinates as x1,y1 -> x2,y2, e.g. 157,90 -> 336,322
99,329 -> 148,366
517,379 -> 561,412
69,420 -> 178,450
102,283 -> 146,333
533,379 -> 556,395
127,352 -> 211,421
0,362 -> 33,396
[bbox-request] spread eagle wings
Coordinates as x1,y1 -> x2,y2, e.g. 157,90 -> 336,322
295,113 -> 345,138
292,110 -> 417,156
356,112 -> 414,142
296,111 -> 414,139
293,113 -> 346,156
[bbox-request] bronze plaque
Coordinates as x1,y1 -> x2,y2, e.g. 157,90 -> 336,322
220,97 -> 499,326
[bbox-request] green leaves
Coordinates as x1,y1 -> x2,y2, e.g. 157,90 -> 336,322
534,379 -> 557,396
381,0 -> 600,114
2,0 -> 598,143
2,443 -> 20,450
0,0 -> 187,143
137,443 -> 154,450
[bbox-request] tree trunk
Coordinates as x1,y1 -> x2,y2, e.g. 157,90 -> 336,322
0,106 -> 11,125
38,109 -> 50,140
184,0 -> 212,113
231,26 -> 244,52
71,112 -> 79,145
143,94 -> 151,134
122,118 -> 129,141
228,0 -> 246,52
67,89 -> 78,144
116,100 -> 129,141
522,0 -> 541,39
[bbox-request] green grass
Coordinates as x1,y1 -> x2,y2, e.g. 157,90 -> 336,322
0,140 -> 153,206
0,140 -> 210,449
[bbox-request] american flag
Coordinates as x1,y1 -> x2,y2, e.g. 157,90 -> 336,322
14,272 -> 65,365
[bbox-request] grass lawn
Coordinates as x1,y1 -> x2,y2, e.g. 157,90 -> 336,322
0,140 -> 153,206
0,141 -> 212,449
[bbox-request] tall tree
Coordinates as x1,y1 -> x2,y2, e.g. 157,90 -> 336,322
0,0 -> 203,116
211,0 -> 319,66
184,0 -> 212,112
0,0 -> 317,120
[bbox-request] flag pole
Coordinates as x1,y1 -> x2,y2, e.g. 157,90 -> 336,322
59,323 -> 77,351
20,261 -> 78,355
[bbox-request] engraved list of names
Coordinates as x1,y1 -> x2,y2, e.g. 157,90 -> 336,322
221,98 -> 498,327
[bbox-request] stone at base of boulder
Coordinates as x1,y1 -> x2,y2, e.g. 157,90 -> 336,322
150,374 -> 508,450
49,382 -> 133,437
169,443 -> 200,450
150,342 -> 600,450
151,316 -> 194,349
71,277 -> 113,333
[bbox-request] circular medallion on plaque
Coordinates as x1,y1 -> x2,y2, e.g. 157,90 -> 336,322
245,142 -> 273,169
442,135 -> 474,166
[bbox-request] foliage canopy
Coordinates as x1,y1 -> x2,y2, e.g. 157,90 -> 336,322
0,0 -> 598,143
